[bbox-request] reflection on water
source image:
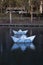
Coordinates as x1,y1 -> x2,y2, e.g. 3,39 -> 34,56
0,27 -> 43,65
11,43 -> 35,51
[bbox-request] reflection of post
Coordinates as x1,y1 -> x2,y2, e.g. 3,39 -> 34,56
30,29 -> 32,35
10,11 -> 12,34
1,43 -> 3,55
38,35 -> 42,53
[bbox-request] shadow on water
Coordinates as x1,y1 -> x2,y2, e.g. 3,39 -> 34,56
0,27 -> 43,65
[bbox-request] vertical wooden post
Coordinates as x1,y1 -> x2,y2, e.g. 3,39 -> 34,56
30,5 -> 33,35
30,29 -> 32,36
9,0 -> 12,35
9,11 -> 12,34
31,5 -> 33,23
40,1 -> 43,13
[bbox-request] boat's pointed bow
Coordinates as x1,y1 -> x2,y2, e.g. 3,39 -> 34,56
27,35 -> 36,42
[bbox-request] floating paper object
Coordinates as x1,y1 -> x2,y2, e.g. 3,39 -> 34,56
11,29 -> 36,51
13,29 -> 28,35
26,35 -> 35,42
11,35 -> 35,43
11,36 -> 19,42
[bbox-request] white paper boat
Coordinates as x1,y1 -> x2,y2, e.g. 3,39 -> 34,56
11,35 -> 35,43
13,29 -> 28,35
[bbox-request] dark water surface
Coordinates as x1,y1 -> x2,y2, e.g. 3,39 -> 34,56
0,26 -> 43,65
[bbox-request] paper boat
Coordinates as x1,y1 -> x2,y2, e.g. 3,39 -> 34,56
13,29 -> 28,35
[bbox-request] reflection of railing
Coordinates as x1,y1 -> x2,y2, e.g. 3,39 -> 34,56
0,24 -> 43,28
0,17 -> 43,25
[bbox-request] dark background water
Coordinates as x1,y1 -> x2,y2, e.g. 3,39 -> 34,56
0,26 -> 43,65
